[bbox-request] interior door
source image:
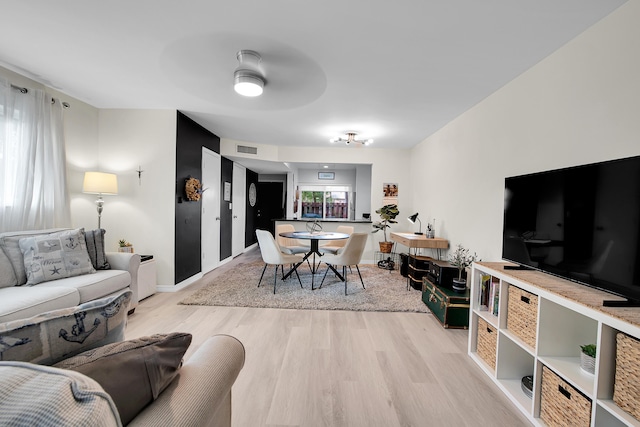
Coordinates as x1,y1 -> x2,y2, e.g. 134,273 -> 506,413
201,148 -> 221,273
232,163 -> 246,257
256,182 -> 284,234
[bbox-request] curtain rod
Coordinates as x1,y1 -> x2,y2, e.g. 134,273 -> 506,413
10,83 -> 71,109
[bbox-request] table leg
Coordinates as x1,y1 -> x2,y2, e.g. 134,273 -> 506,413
282,260 -> 304,281
310,239 -> 320,290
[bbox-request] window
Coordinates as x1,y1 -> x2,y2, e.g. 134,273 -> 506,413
0,79 -> 70,231
299,185 -> 351,219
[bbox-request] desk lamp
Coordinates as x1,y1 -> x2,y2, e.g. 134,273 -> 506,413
83,171 -> 118,229
408,213 -> 423,235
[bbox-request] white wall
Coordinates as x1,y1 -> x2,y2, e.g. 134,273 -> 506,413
298,168 -> 355,186
410,0 -> 640,262
90,109 -> 177,286
355,164 -> 372,219
1,67 -> 178,285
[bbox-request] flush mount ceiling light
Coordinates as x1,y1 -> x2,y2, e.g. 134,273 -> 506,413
329,132 -> 373,146
234,50 -> 265,97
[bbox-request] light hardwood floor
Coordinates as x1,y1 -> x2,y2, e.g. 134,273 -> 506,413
126,248 -> 531,426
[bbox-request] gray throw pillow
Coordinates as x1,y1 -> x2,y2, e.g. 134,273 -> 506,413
55,332 -> 192,425
0,290 -> 131,365
19,228 -> 95,285
84,228 -> 111,270
0,228 -> 67,285
0,248 -> 17,288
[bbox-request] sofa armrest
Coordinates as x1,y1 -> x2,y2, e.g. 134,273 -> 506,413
128,335 -> 246,427
105,252 -> 141,309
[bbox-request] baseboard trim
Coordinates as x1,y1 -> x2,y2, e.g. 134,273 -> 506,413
157,243 -> 259,292
157,273 -> 203,292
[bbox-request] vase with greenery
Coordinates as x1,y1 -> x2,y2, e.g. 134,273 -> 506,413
426,218 -> 435,238
372,204 -> 399,253
580,344 -> 596,374
448,244 -> 479,292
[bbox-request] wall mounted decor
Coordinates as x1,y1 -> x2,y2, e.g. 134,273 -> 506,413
318,172 -> 335,180
185,176 -> 202,201
136,165 -> 144,185
224,182 -> 231,201
249,182 -> 257,207
383,182 -> 398,206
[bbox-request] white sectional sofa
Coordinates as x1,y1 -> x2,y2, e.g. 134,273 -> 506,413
0,228 -> 140,323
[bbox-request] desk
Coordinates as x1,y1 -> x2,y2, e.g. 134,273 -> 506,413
391,233 -> 449,290
390,233 -> 449,258
279,231 -> 349,290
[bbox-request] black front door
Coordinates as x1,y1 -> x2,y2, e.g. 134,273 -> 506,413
256,182 -> 284,235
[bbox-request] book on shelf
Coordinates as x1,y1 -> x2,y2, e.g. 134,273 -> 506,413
491,277 -> 500,316
478,274 -> 500,316
478,274 -> 491,310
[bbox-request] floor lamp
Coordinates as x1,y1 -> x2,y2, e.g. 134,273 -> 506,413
83,171 -> 118,229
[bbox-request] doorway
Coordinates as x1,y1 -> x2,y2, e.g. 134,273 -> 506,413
256,182 -> 284,235
232,163 -> 246,257
201,148 -> 221,273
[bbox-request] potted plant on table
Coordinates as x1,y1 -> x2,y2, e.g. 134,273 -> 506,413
426,219 -> 435,239
580,344 -> 596,375
372,204 -> 399,253
449,244 -> 479,292
118,239 -> 134,253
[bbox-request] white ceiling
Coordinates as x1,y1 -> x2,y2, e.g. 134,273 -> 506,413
0,0 -> 626,155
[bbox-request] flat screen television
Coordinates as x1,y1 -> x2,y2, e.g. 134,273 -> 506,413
502,155 -> 640,306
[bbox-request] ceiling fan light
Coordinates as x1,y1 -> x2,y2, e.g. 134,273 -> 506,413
234,71 -> 264,97
330,132 -> 373,146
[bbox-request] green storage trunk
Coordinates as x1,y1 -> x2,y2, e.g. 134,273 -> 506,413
422,277 -> 470,329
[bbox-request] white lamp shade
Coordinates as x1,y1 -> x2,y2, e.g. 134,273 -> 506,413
83,172 -> 118,195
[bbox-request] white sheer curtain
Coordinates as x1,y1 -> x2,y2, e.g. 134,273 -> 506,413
0,78 -> 70,232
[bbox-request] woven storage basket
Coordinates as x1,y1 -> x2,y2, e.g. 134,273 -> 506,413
540,365 -> 592,427
506,285 -> 538,349
614,333 -> 640,421
477,317 -> 497,370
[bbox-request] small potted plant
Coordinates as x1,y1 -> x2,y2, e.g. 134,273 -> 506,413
580,344 -> 596,375
372,204 -> 399,253
118,239 -> 134,253
449,244 -> 479,292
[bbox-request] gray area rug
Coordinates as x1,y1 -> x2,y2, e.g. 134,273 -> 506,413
179,260 -> 429,313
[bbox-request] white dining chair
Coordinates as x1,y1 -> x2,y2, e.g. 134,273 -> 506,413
256,229 -> 303,294
275,223 -> 313,272
275,224 -> 309,253
319,233 -> 367,295
319,225 -> 354,255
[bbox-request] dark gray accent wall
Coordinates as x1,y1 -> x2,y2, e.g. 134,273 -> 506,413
245,169 -> 259,247
175,111 -> 220,284
220,157 -> 233,260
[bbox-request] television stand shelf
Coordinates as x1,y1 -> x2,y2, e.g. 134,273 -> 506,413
468,262 -> 640,427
